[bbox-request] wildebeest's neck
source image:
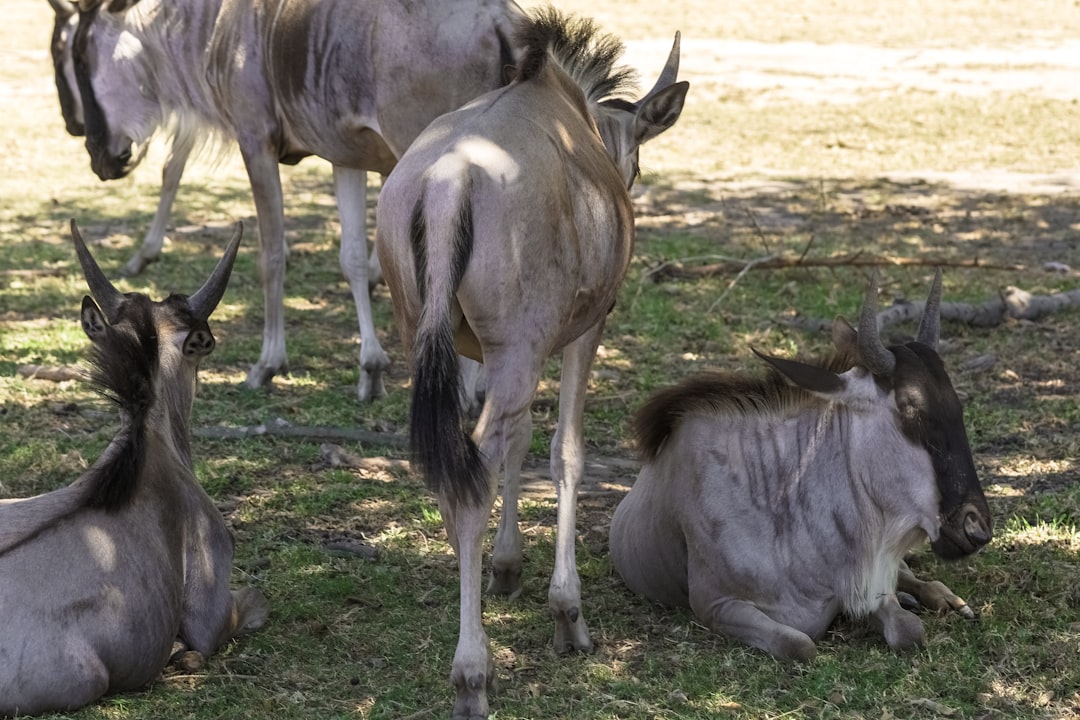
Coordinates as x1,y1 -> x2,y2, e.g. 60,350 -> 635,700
83,301 -> 197,510
123,0 -> 226,129
633,346 -> 859,463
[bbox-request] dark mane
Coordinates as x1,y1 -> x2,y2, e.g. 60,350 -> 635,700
513,6 -> 637,102
633,344 -> 859,463
84,295 -> 158,510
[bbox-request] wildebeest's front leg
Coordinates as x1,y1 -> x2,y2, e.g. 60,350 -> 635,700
897,559 -> 975,619
120,133 -> 193,277
547,324 -> 602,654
333,167 -> 390,401
238,140 -> 289,389
870,593 -> 926,650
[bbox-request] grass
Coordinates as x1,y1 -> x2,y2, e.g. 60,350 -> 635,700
4,0 -> 1080,718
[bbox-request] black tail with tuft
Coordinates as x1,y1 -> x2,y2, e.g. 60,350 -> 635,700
410,327 -> 488,507
408,191 -> 489,508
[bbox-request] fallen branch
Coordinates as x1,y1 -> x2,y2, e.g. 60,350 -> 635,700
0,267 -> 68,278
17,364 -> 86,382
649,252 -> 1026,281
789,285 -> 1080,333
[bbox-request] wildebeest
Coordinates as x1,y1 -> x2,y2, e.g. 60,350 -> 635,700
0,221 -> 267,715
64,0 -> 520,400
609,272 -> 993,661
376,8 -> 687,718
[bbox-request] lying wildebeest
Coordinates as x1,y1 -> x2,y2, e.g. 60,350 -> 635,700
609,272 -> 993,661
0,221 -> 267,716
63,0 -> 520,400
376,8 -> 687,718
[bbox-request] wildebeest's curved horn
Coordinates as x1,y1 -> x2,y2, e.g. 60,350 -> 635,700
640,31 -> 681,103
915,268 -> 943,350
71,219 -> 125,323
858,272 -> 896,376
48,0 -> 77,18
188,222 -> 243,321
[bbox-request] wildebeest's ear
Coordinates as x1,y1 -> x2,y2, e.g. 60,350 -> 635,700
182,327 -> 216,359
831,317 -> 858,354
80,295 -> 108,341
634,81 -> 689,145
751,347 -> 845,395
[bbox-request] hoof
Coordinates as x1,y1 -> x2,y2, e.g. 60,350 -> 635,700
245,362 -> 283,390
120,254 -> 154,277
552,606 -> 592,654
487,567 -> 523,600
234,587 -> 270,634
357,374 -> 387,402
451,667 -> 495,720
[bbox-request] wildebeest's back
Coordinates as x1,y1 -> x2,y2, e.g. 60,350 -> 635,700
254,0 -> 518,169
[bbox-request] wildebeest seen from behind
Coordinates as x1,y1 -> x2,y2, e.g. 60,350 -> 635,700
610,272 -> 992,662
0,222 -> 267,716
376,8 -> 687,718
65,0 -> 520,400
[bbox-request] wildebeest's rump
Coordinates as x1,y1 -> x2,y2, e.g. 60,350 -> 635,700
609,272 -> 992,661
0,222 -> 267,716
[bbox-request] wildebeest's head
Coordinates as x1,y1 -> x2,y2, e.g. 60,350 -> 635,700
757,272 -> 993,560
592,33 -> 688,190
513,9 -> 689,190
70,0 -> 157,180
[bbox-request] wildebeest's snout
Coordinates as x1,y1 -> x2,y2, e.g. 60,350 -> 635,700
933,502 -> 993,559
88,140 -> 133,181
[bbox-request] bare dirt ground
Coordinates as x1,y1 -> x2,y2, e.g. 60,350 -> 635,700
625,38 -> 1080,195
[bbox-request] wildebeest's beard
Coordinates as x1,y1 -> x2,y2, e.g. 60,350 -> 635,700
891,342 -> 993,559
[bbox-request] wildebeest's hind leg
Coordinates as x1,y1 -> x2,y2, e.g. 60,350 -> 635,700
334,166 -> 390,401
897,558 -> 975,619
447,352 -> 543,718
488,403 -> 529,598
548,324 -> 604,654
440,468 -> 499,720
3,640 -> 109,716
688,579 -> 817,661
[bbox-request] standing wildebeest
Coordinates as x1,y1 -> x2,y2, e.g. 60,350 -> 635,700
0,221 -> 268,716
376,9 -> 687,718
65,0 -> 520,400
610,273 -> 993,661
